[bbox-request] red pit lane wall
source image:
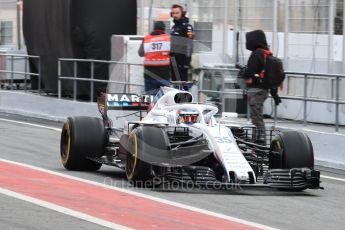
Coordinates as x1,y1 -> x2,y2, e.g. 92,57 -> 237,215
23,0 -> 137,98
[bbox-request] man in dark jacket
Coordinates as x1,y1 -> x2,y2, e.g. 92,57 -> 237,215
138,21 -> 171,94
170,4 -> 193,82
241,29 -> 270,143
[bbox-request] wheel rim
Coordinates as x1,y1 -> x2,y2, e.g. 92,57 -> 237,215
271,138 -> 282,152
126,132 -> 138,180
60,122 -> 71,164
270,137 -> 283,169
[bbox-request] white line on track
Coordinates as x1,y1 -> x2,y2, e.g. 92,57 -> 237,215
0,117 -> 61,132
0,158 -> 277,230
276,125 -> 345,137
0,187 -> 132,230
321,175 -> 345,182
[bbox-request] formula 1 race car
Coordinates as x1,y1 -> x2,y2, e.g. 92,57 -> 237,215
60,86 -> 321,191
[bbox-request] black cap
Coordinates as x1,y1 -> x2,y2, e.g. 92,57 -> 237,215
154,21 -> 166,31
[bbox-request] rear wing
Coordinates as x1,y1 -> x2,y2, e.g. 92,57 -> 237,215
107,93 -> 153,110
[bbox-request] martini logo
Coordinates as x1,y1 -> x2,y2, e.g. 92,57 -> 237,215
107,94 -> 154,107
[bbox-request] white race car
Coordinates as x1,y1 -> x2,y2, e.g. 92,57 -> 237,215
60,87 -> 321,190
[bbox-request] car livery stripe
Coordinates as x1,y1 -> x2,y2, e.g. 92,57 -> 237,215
202,128 -> 223,162
0,159 -> 270,230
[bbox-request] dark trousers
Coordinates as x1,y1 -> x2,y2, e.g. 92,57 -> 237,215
143,66 -> 170,94
171,65 -> 188,82
170,55 -> 189,82
248,88 -> 268,141
144,77 -> 169,94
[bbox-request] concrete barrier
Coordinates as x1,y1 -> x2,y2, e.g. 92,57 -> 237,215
0,91 -> 100,121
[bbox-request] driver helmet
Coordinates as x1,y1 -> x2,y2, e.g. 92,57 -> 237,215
177,110 -> 199,124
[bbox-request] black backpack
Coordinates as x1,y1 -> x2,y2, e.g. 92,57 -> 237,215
258,49 -> 285,88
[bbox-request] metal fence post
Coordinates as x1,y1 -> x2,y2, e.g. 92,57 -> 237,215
246,97 -> 250,122
24,56 -> 27,92
232,0 -> 239,63
286,74 -> 290,95
272,0 -> 278,55
335,76 -> 340,132
38,57 -> 41,94
10,55 -> 14,89
16,0 -> 22,50
198,71 -> 204,103
222,0 -> 229,62
303,74 -> 308,126
328,0 -> 335,74
343,0 -> 345,74
126,64 -> 130,93
284,0 -> 289,69
148,0 -> 153,32
73,61 -> 77,101
274,103 -> 277,129
90,61 -> 94,102
58,59 -> 61,99
139,0 -> 145,35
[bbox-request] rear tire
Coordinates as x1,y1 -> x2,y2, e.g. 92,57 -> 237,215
60,116 -> 105,171
270,130 -> 314,169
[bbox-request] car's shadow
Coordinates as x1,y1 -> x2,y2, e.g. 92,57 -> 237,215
94,168 -> 126,178
153,187 -> 320,197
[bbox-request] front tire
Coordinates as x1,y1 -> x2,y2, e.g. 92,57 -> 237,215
60,116 -> 105,171
125,127 -> 152,184
270,130 -> 314,169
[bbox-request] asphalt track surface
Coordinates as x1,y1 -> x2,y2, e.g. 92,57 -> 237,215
0,193 -> 108,230
1,114 -> 345,230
